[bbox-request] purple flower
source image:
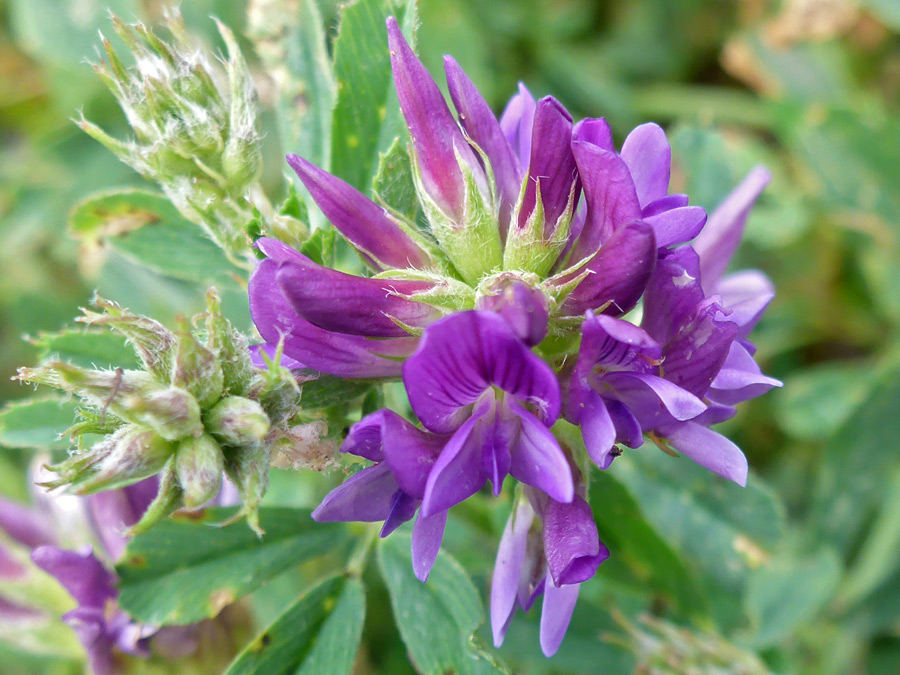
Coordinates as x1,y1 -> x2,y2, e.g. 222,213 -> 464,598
403,311 -> 574,515
491,483 -> 608,656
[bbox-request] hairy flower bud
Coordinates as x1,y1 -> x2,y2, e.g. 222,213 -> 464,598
205,289 -> 254,395
204,397 -> 270,448
175,434 -> 225,509
223,442 -> 271,535
172,318 -> 224,409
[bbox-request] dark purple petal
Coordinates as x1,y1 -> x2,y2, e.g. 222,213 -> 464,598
642,193 -> 689,217
517,97 -> 576,235
643,206 -> 707,248
569,142 -> 641,262
444,56 -> 521,230
382,412 -> 447,499
311,464 -> 398,523
476,279 -> 549,346
276,256 -> 438,337
693,166 -> 771,291
249,257 -> 417,378
0,496 -> 56,549
491,498 -> 535,647
420,402 -> 490,517
607,398 -> 644,448
508,401 -> 574,504
579,391 -> 617,469
31,546 -> 117,610
286,154 -> 431,270
404,311 -> 560,433
715,270 -> 774,339
411,509 -> 448,582
539,574 -> 579,656
380,491 -> 419,537
341,410 -> 389,462
577,312 -> 662,373
542,495 -> 608,586
481,401 -> 515,497
388,17 -> 482,220
658,422 -> 748,486
620,123 -> 671,208
499,83 -> 537,168
561,220 -> 656,317
641,246 -> 705,345
572,118 -> 614,152
604,372 -> 707,424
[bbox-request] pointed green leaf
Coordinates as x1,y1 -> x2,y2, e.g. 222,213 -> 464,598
32,329 -> 140,370
116,507 -> 351,625
225,575 -> 365,675
373,137 -> 422,224
0,397 -> 80,450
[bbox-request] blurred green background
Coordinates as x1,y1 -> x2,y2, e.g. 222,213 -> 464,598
1,0 -> 899,673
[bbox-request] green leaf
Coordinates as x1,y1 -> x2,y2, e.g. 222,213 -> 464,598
613,451 -> 785,592
377,533 -> 506,674
69,189 -> 241,285
298,226 -> 336,268
373,137 -> 422,224
31,329 -> 141,370
744,549 -> 841,647
225,575 -> 365,675
329,0 -> 417,193
116,507 -> 351,625
298,374 -> 373,410
0,397 -> 80,450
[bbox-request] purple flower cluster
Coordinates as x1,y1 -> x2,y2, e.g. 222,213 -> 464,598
249,18 -> 780,655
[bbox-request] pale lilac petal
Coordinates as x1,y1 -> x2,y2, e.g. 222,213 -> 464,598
382,413 -> 447,499
88,477 -> 158,561
539,575 -> 580,657
693,166 -> 771,291
518,97 -> 576,235
286,155 -> 431,270
491,499 -> 535,647
420,403 -> 489,517
570,142 -> 641,261
508,401 -> 574,504
543,496 -> 608,586
561,220 -> 656,317
715,270 -> 774,338
444,56 -> 521,229
604,372 -> 707,424
643,206 -> 707,248
31,546 -> 116,609
61,607 -> 116,675
276,257 -> 438,337
572,117 -> 614,152
580,391 -> 617,469
499,83 -> 537,168
0,497 -> 56,548
311,464 -> 398,523
710,341 -> 782,405
620,123 -> 671,208
659,422 -> 748,486
388,17 -> 482,220
411,509 -> 448,582
404,311 -> 560,433
642,193 -> 689,217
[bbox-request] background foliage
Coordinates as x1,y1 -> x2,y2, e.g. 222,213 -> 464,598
0,0 -> 898,673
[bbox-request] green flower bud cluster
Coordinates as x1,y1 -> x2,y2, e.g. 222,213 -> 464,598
15,290 -> 299,535
78,11 -> 288,259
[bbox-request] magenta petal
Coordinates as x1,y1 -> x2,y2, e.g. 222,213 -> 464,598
0,497 -> 56,549
577,312 -> 662,373
286,155 -> 430,270
411,509 -> 448,582
382,413 -> 447,499
620,123 -> 671,208
539,574 -> 580,657
31,546 -> 116,609
341,410 -> 389,462
444,56 -> 521,229
276,257 -> 437,337
311,464 -> 398,523
693,166 -> 771,291
570,142 -> 642,261
643,206 -> 707,248
662,301 -> 738,397
606,398 -> 644,448
518,97 -> 576,234
499,83 -> 537,169
580,392 -> 617,469
572,117 -> 614,152
249,257 -> 417,378
543,496 -> 608,586
605,372 -> 707,423
388,17 -> 481,221
404,311 -> 560,433
491,499 -> 535,647
660,421 -> 749,486
641,246 -> 706,345
508,401 -> 574,504
420,403 -> 489,517
642,193 -> 689,217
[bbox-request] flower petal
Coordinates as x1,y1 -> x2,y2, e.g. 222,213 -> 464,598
577,312 -> 662,372
709,341 -> 782,405
31,546 -> 116,609
539,574 -> 580,657
286,155 -> 431,270
341,410 -> 389,462
714,269 -> 774,338
382,412 -> 447,499
620,122 -> 671,208
477,279 -> 549,346
659,421 -> 748,486
579,391 -> 617,469
411,509 -> 448,582
643,205 -> 707,248
662,301 -> 738,397
642,193 -> 689,217
380,490 -> 419,537
543,495 -> 608,586
641,246 -> 706,345
604,371 -> 707,425
491,498 -> 535,647
499,83 -> 537,168
0,496 -> 56,549
572,117 -> 614,152
508,401 -> 574,504
311,463 -> 398,523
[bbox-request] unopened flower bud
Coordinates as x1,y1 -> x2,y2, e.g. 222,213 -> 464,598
175,434 -> 224,509
477,275 -> 549,346
205,289 -> 254,395
171,318 -> 224,409
223,442 -> 270,535
204,397 -> 270,448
